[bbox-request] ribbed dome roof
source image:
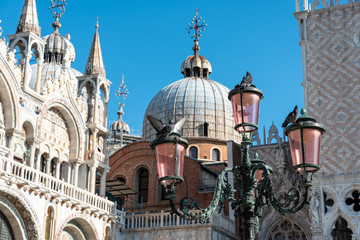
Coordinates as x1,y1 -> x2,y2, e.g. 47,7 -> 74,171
42,33 -> 75,64
42,18 -> 75,64
142,77 -> 240,142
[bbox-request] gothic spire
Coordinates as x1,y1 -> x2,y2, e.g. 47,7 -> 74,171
85,17 -> 106,77
16,0 -> 41,36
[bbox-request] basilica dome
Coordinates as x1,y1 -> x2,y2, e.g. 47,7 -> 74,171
28,18 -> 81,93
142,41 -> 239,142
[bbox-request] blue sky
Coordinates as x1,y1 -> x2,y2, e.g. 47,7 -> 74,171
1,0 -> 304,140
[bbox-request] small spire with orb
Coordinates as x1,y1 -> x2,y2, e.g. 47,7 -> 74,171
186,9 -> 207,56
96,16 -> 100,32
49,0 -> 67,34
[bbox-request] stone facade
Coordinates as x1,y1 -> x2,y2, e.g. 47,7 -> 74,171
287,0 -> 360,239
0,1 -> 123,239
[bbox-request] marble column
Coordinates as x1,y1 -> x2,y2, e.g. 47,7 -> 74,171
100,170 -> 107,196
72,162 -> 80,187
88,164 -> 97,194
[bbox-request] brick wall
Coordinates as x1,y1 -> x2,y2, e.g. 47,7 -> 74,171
304,4 -> 360,175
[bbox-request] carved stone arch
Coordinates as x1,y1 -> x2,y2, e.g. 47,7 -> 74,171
99,82 -> 109,102
37,98 -> 85,160
78,79 -> 96,96
61,152 -> 69,162
0,68 -> 20,129
40,143 -> 51,155
22,119 -> 35,141
9,37 -> 27,56
29,40 -> 43,59
324,211 -> 356,237
260,213 -> 311,240
50,148 -> 60,160
55,212 -> 99,240
0,185 -> 42,240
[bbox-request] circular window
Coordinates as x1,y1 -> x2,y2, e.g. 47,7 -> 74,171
269,220 -> 306,240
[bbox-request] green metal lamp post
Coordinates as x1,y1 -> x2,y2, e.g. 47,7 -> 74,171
150,79 -> 325,240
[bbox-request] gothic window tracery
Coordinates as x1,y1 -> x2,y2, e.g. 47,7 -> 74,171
268,220 -> 306,240
345,190 -> 360,212
324,192 -> 334,214
331,217 -> 352,239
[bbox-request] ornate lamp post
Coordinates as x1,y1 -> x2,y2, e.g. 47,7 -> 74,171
149,76 -> 325,239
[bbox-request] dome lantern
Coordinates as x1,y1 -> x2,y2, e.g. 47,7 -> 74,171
180,10 -> 212,78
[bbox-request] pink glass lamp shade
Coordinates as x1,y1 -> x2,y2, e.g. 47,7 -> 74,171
150,133 -> 188,187
285,109 -> 325,174
228,86 -> 264,133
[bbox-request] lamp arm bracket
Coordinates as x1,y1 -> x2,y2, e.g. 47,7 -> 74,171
256,167 -> 310,214
168,167 -> 240,222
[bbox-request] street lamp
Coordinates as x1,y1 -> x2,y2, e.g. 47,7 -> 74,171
149,76 -> 325,240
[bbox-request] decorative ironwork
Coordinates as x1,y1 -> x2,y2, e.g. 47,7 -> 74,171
50,0 -> 67,19
150,73 -> 325,240
186,9 -> 207,41
164,134 -> 312,239
115,75 -> 129,108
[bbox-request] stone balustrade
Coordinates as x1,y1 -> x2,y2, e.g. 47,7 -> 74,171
0,156 -> 116,216
124,210 -> 235,234
295,0 -> 360,12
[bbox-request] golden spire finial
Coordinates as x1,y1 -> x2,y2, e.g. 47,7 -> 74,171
49,0 -> 67,33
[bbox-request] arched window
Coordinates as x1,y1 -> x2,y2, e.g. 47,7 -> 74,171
331,217 -> 352,239
41,155 -> 46,173
50,159 -> 56,177
212,149 -> 220,161
117,176 -> 126,184
0,210 -> 15,240
189,146 -> 198,159
137,168 -> 149,203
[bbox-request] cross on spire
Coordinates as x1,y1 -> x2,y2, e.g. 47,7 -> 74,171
186,9 -> 207,41
116,75 -> 129,108
50,0 -> 67,19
